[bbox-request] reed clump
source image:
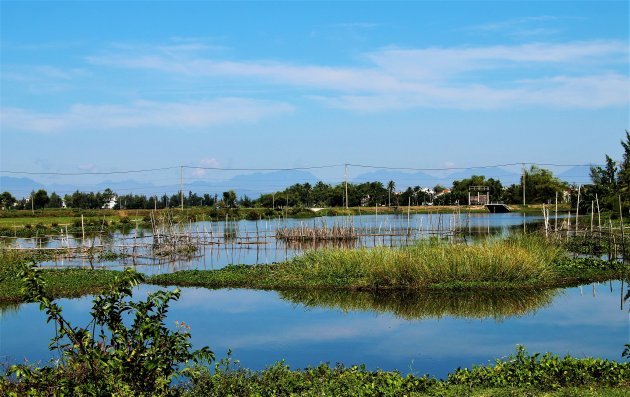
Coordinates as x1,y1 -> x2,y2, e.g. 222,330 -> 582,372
285,235 -> 562,289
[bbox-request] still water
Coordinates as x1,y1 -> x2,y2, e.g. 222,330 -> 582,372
21,213 -> 545,275
1,281 -> 627,378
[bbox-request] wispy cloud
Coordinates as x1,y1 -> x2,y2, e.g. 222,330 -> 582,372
86,40 -> 629,111
0,98 -> 294,133
462,16 -> 583,37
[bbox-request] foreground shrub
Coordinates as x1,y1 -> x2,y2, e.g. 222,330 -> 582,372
4,265 -> 214,396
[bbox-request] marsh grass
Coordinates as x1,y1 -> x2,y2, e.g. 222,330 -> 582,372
284,234 -> 562,289
151,235 -> 570,291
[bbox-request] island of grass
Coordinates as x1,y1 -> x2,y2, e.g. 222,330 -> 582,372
150,235 -> 627,292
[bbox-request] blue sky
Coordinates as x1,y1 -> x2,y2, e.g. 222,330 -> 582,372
1,1 -> 628,187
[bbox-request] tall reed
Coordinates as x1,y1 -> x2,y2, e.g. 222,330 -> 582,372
286,235 -> 562,288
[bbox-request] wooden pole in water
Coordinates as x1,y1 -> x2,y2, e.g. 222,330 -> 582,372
407,196 -> 411,235
81,214 -> 85,242
575,185 -> 580,234
596,193 -> 602,232
590,201 -> 594,233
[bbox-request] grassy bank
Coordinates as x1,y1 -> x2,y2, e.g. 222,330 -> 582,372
0,250 -> 120,304
3,346 -> 628,396
182,346 -> 630,396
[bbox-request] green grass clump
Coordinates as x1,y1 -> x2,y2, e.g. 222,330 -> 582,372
286,235 -> 561,289
0,250 -> 121,303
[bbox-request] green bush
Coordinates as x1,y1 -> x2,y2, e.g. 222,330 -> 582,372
5,265 -> 214,396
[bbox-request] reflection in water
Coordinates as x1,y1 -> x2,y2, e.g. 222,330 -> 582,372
0,301 -> 20,316
279,288 -> 558,321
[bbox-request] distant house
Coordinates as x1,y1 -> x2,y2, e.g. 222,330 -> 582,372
102,196 -> 117,209
435,188 -> 450,197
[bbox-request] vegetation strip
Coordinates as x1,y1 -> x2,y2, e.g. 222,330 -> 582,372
1,236 -> 627,306
150,236 -> 627,291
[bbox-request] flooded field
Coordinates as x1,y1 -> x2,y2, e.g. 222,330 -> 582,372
4,213 -> 545,275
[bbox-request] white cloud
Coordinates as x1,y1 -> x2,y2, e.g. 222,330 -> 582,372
86,40 -> 629,111
192,158 -> 221,177
0,98 -> 294,133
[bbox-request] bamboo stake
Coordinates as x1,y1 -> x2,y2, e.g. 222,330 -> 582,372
575,185 -> 580,234
590,201 -> 594,233
554,192 -> 558,232
595,193 -> 601,232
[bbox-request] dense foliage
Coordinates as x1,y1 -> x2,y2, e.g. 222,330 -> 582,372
582,131 -> 630,214
3,265 -> 214,396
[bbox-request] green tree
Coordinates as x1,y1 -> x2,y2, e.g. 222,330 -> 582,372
222,190 -> 237,208
387,180 -> 395,207
47,192 -> 63,208
616,130 -> 630,198
32,189 -> 50,210
0,191 -> 16,209
450,175 -> 503,205
516,166 -> 568,204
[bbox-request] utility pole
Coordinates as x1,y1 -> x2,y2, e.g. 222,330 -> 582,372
522,163 -> 526,206
180,166 -> 184,210
344,163 -> 349,209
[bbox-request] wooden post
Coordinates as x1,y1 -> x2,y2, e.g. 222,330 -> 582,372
344,163 -> 349,209
575,185 -> 580,234
596,193 -> 601,231
407,196 -> 411,234
554,192 -> 558,232
180,165 -> 184,211
522,164 -> 526,206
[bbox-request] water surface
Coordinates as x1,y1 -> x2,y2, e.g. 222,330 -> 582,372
1,281 -> 627,378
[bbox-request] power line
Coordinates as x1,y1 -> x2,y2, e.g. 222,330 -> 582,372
347,162 -> 602,171
0,162 -> 603,176
0,167 -> 180,176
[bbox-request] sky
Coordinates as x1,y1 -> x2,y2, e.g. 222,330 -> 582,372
1,0 -> 629,189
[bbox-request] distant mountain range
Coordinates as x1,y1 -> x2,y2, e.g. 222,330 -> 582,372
0,166 -> 594,199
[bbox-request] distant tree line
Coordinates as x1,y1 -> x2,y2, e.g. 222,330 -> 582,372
6,137 -> 630,212
0,172 -> 567,211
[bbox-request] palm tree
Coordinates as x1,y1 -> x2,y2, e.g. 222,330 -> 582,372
387,180 -> 395,207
